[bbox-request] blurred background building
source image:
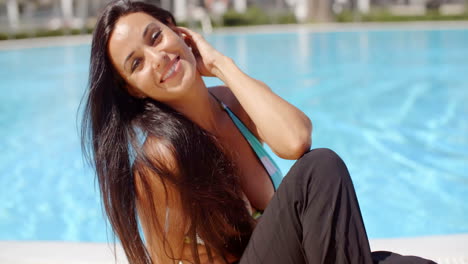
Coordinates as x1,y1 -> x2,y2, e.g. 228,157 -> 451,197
0,0 -> 467,38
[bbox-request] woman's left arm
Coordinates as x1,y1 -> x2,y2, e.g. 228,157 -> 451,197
214,57 -> 312,159
179,27 -> 312,159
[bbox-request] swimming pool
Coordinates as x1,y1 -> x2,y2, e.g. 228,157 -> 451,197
1,26 -> 467,242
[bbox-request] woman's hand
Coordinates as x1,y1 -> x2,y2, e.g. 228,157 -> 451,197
177,27 -> 228,78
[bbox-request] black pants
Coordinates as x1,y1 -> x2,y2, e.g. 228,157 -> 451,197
239,148 -> 436,264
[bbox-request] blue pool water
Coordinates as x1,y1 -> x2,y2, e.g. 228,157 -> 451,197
1,27 -> 467,242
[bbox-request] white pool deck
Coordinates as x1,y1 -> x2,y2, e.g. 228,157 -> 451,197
1,21 -> 467,263
0,234 -> 467,263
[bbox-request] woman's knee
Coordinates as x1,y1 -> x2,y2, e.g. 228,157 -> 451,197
300,148 -> 343,164
287,148 -> 351,186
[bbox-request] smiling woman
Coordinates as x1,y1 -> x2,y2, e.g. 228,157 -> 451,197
107,13 -> 198,101
81,1 -> 435,264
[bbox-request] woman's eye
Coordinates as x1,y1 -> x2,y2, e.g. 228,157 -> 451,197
151,30 -> 162,45
131,58 -> 141,73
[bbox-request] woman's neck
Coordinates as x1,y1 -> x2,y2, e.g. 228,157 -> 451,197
165,74 -> 224,136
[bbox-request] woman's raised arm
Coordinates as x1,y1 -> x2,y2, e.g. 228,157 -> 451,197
178,27 -> 312,160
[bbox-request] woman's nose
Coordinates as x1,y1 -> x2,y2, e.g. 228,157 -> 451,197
144,48 -> 167,72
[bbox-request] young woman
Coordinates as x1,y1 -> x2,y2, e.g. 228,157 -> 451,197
81,1 -> 435,263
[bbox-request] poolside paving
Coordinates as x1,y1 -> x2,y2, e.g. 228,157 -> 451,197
370,234 -> 468,264
0,234 -> 467,264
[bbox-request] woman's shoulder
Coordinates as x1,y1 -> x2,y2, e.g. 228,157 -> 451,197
209,85 -> 260,139
134,137 -> 182,210
209,85 -> 238,110
139,136 -> 178,173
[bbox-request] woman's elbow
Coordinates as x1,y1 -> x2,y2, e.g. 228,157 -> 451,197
289,135 -> 312,159
280,128 -> 312,160
294,119 -> 313,157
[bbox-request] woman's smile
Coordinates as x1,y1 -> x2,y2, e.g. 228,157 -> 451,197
160,55 -> 181,83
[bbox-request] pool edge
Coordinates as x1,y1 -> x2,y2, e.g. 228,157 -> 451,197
1,234 -> 467,264
1,20 -> 468,50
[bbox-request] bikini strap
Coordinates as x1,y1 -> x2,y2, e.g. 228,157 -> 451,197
208,90 -> 228,110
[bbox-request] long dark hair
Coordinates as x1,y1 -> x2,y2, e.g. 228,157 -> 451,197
80,1 -> 255,263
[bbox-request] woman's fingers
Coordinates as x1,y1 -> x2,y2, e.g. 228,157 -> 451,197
176,27 -> 209,75
178,27 -> 213,56
177,27 -> 204,49
176,27 -> 225,77
177,27 -> 202,41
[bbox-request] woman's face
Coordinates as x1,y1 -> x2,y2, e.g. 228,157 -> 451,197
108,12 -> 197,101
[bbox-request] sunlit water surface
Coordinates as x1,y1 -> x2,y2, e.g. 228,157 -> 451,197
1,28 -> 467,241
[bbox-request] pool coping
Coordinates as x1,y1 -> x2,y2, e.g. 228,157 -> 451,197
1,234 -> 467,264
1,20 -> 468,51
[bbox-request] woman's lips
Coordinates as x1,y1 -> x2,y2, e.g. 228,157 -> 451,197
160,56 -> 180,83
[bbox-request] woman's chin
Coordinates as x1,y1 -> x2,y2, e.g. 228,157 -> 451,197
166,61 -> 196,90
153,76 -> 196,102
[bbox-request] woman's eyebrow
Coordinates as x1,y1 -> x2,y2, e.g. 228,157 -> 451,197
123,22 -> 159,71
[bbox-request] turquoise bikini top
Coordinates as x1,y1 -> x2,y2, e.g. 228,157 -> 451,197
212,94 -> 284,191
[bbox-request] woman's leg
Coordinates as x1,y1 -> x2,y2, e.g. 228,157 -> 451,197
239,148 -> 435,264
